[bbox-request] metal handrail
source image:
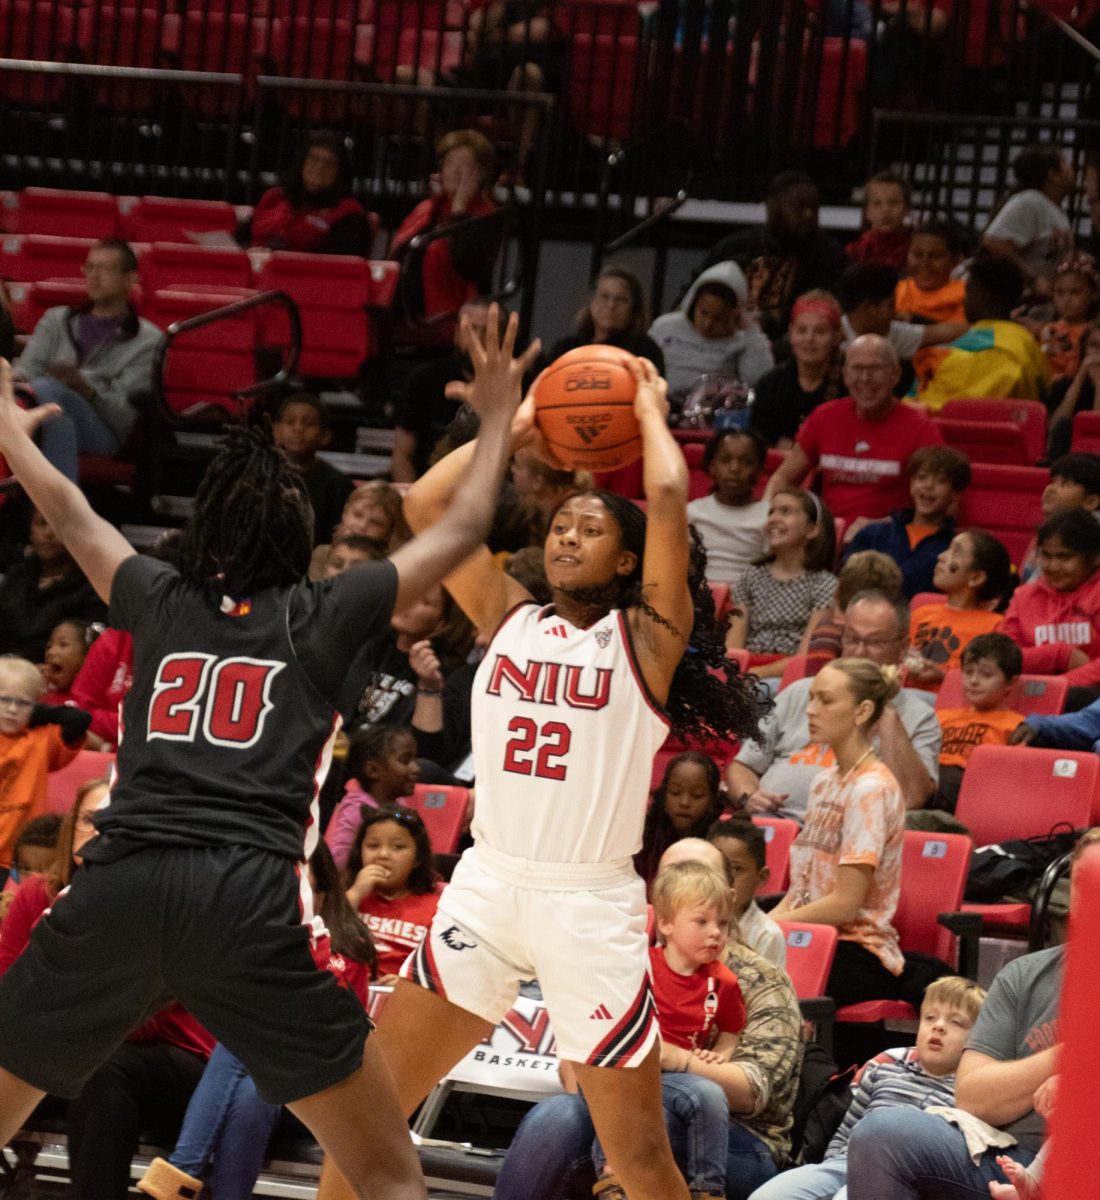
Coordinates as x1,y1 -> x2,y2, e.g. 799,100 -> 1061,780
0,58 -> 241,85
151,289 -> 301,427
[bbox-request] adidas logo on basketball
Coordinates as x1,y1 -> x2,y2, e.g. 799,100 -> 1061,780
589,1003 -> 613,1020
566,413 -> 612,444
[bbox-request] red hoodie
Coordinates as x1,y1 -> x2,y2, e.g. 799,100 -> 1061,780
69,628 -> 133,749
1000,570 -> 1100,687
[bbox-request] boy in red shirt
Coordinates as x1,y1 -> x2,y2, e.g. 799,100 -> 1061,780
592,861 -> 746,1200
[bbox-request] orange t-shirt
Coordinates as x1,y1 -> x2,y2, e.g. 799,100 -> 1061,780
0,724 -> 79,867
895,277 -> 967,324
937,707 -> 1026,768
1038,319 -> 1087,381
909,604 -> 1004,691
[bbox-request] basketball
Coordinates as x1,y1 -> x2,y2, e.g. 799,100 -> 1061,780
532,344 -> 642,472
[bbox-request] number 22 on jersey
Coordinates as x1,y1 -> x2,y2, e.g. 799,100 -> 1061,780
147,653 -> 284,749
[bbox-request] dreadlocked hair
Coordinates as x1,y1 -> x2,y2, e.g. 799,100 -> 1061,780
178,424 -> 313,596
551,490 -> 767,745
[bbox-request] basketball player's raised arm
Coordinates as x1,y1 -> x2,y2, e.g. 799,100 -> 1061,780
391,307 -> 540,619
0,359 -> 134,603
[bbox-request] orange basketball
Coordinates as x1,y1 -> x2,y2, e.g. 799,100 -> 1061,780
532,344 -> 642,472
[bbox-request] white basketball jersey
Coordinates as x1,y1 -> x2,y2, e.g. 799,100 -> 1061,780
470,604 -> 670,864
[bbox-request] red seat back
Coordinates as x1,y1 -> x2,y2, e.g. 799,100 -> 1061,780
933,417 -> 1031,466
936,670 -> 1068,717
45,750 -> 115,813
895,831 -> 972,964
15,187 -> 120,239
708,581 -> 731,622
0,2 -> 80,105
77,6 -> 182,110
409,782 -> 469,855
566,32 -> 640,142
6,277 -> 88,335
959,463 -> 1048,568
749,815 -> 798,894
0,234 -> 96,285
778,654 -> 810,692
942,397 -> 1047,465
1071,410 -> 1100,456
776,921 -> 838,999
140,242 -> 251,295
122,196 -> 237,244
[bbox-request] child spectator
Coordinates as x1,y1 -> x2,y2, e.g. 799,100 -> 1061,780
746,976 -> 986,1200
919,256 -> 1050,411
344,806 -> 441,983
272,393 -> 353,547
0,654 -> 89,881
750,290 -> 845,447
310,481 -> 412,580
1020,452 -> 1100,581
686,429 -> 769,586
1001,508 -> 1100,689
843,445 -> 971,600
706,817 -> 787,968
907,530 -> 1011,693
325,725 -> 420,870
40,618 -> 97,706
137,842 -> 375,1200
1046,323 -> 1100,461
635,752 -> 728,888
894,219 -> 969,324
805,550 -> 904,675
649,263 -> 774,397
846,171 -> 913,273
322,533 -> 386,580
1035,253 -> 1100,381
727,489 -> 837,679
591,860 -> 746,1200
68,625 -> 130,752
934,633 -> 1024,812
11,812 -> 61,880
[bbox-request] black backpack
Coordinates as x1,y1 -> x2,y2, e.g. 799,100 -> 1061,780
788,1042 -> 856,1165
964,824 -> 1084,904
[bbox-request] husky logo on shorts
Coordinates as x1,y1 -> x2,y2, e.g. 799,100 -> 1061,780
441,924 -> 478,951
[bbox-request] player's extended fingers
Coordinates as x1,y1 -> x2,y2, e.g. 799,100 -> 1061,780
464,312 -> 489,369
515,336 -> 542,376
444,380 -> 474,404
499,308 -> 519,360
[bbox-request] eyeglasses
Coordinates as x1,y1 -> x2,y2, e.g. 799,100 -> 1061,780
0,695 -> 35,712
81,262 -> 124,276
841,633 -> 903,651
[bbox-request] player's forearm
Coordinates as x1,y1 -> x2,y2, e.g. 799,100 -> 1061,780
403,439 -> 479,532
639,409 -> 687,510
429,408 -> 515,559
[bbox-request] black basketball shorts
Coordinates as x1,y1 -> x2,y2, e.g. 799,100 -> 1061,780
0,843 -> 369,1105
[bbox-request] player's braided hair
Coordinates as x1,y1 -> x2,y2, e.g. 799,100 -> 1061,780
177,424 -> 313,596
553,489 -> 767,744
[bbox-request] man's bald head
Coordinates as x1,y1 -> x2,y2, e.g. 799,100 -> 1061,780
659,837 -> 728,881
844,333 -> 901,418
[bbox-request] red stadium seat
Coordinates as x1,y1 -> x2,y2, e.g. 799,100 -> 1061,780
255,251 -> 374,378
681,441 -> 711,500
566,33 -> 640,142
935,669 -> 1068,717
708,581 -> 731,622
176,11 -> 276,112
941,398 -> 1047,465
409,783 -> 469,855
122,196 -> 237,245
801,36 -> 867,149
139,242 -> 251,295
835,832 -> 972,1025
0,1 -> 81,106
909,591 -> 946,610
273,16 -> 358,119
777,655 -> 810,692
933,416 -> 1030,466
397,28 -> 464,73
726,647 -> 751,673
0,234 -> 96,284
77,6 -> 182,111
367,0 -> 459,81
6,277 -> 88,335
593,459 -> 644,499
14,187 -> 120,239
959,463 -> 1047,568
45,750 -> 115,813
749,815 -> 798,894
1071,410 -> 1100,456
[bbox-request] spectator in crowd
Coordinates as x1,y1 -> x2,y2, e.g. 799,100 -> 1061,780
649,263 -> 774,398
748,975 -> 987,1200
9,813 -> 62,884
545,265 -> 665,373
390,129 -> 499,323
749,291 -> 845,448
325,725 -> 420,870
687,429 -> 769,587
635,751 -> 728,888
1001,508 -> 1100,690
726,489 -> 837,681
493,838 -> 803,1200
40,618 -> 96,707
906,528 -> 1010,684
69,625 -> 130,752
846,171 -> 913,273
843,444 -> 971,600
919,255 -> 1050,412
705,819 -> 786,968
728,590 -> 940,821
14,238 -> 162,482
510,448 -> 587,547
245,133 -> 374,256
1020,452 -> 1100,582
906,529 -> 1010,693
774,656 -> 946,1008
982,143 -> 1075,294
700,172 -> 848,341
843,829 -> 1089,1194
804,550 -> 904,675
1012,665 -> 1100,753
271,393 -> 353,548
765,334 -> 944,525
343,806 -> 441,984
0,509 -> 106,662
1034,252 -> 1100,382
894,218 -> 969,324
310,480 -> 413,579
934,632 -> 1023,812
1046,319 -> 1100,459
389,297 -> 491,482
321,534 -> 385,580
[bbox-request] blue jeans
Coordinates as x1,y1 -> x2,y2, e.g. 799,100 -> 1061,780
845,1108 -> 1036,1199
749,1156 -> 848,1199
169,1042 -> 280,1198
31,375 -> 122,482
593,1074 -> 729,1194
494,1086 -> 777,1200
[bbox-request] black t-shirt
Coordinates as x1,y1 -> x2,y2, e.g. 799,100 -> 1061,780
544,332 -> 666,378
303,458 -> 354,547
90,555 -> 398,861
749,359 -> 835,446
0,558 -> 107,661
393,353 -> 469,476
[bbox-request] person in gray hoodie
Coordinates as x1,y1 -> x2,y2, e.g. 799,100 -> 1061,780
14,238 -> 163,481
649,261 -> 774,398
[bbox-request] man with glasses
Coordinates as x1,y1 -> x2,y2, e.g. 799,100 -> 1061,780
14,238 -> 162,482
765,334 -> 943,525
726,590 -> 940,821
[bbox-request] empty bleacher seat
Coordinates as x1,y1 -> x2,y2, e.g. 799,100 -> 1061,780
0,233 -> 96,286
139,242 -> 252,295
14,188 -> 120,239
958,463 -> 1047,568
933,416 -> 1031,466
409,783 -> 469,855
46,750 -> 115,813
941,397 -> 1048,465
1071,410 -> 1100,456
0,1 -> 81,106
7,277 -> 89,336
122,196 -> 237,245
749,815 -> 798,893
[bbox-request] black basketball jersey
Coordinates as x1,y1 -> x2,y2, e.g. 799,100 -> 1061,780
86,555 -> 398,862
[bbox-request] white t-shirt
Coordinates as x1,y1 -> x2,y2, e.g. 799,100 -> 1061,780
841,315 -> 925,361
687,493 -> 769,586
984,189 -> 1072,280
